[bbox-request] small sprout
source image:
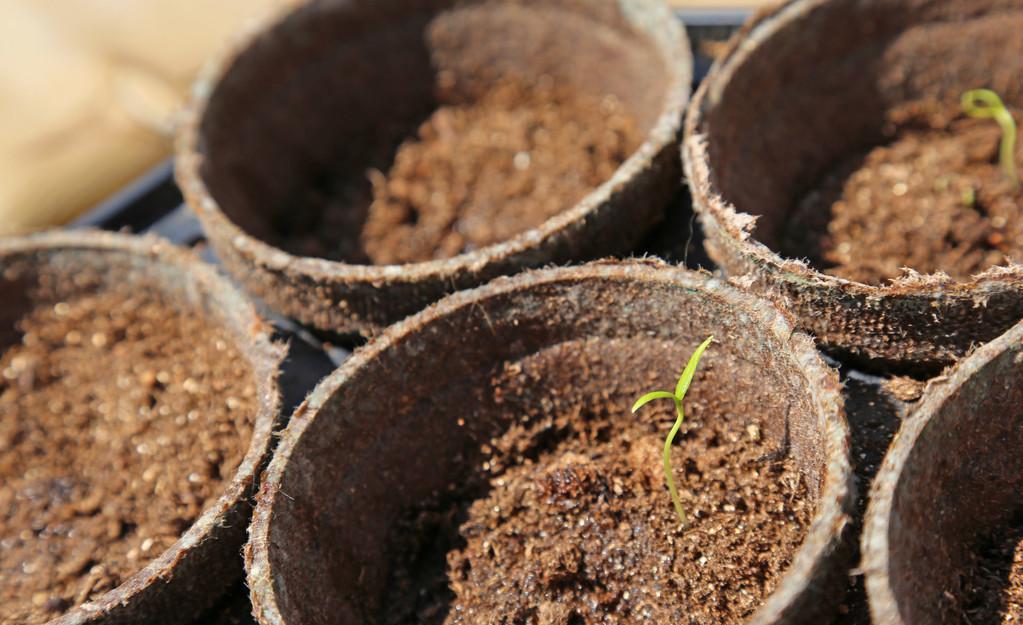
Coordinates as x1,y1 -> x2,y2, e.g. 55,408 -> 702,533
631,335 -> 713,527
961,88 -> 1018,187
961,186 -> 976,208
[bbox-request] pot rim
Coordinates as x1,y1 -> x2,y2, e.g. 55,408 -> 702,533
174,0 -> 692,287
245,260 -> 853,625
861,318 -> 1023,625
0,230 -> 285,625
682,0 -> 1023,299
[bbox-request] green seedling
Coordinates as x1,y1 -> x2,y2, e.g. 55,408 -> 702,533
631,335 -> 713,528
961,88 -> 1019,187
961,186 -> 976,209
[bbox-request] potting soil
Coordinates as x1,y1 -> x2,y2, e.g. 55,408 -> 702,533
271,80 -> 640,264
783,106 -> 1023,284
382,341 -> 813,625
0,291 -> 256,624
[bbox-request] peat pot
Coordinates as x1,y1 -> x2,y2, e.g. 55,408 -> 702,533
863,319 -> 1023,625
177,0 -> 692,337
0,231 -> 283,625
246,261 -> 854,625
684,0 -> 1023,374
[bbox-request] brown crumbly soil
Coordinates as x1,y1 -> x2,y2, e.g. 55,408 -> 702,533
273,80 -> 639,264
382,351 -> 813,625
0,292 -> 257,625
958,520 -> 1023,625
783,107 -> 1023,284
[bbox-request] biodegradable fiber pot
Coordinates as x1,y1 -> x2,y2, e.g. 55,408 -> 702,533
863,319 -> 1023,625
176,0 -> 692,337
0,231 -> 283,625
683,0 -> 1023,373
245,261 -> 854,625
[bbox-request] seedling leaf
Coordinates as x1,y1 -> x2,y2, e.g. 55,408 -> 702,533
631,391 -> 676,413
961,88 -> 1019,187
632,335 -> 714,528
674,335 -> 715,398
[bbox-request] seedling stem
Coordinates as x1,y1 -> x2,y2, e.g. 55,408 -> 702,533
631,335 -> 713,527
961,88 -> 1019,187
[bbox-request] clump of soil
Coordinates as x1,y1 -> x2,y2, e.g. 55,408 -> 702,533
0,292 -> 257,625
783,107 -> 1023,284
958,519 -> 1023,624
273,80 -> 640,264
382,348 -> 813,625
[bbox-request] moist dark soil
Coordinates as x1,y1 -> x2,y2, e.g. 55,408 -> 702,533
783,106 -> 1023,284
957,519 -> 1023,624
381,343 -> 813,625
271,80 -> 640,265
0,291 -> 257,625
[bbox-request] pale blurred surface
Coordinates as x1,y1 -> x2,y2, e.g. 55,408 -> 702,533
670,0 -> 767,7
1,0 -> 761,236
0,0 -> 278,235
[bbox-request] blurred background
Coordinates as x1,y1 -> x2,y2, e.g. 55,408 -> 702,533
0,0 -> 761,236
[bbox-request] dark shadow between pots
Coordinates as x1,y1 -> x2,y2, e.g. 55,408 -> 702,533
635,186 -> 714,269
831,370 -> 909,624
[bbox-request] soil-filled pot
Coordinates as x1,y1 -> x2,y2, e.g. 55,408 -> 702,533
176,0 -> 691,337
246,261 -> 854,625
0,231 -> 284,625
683,0 -> 1023,374
863,319 -> 1023,624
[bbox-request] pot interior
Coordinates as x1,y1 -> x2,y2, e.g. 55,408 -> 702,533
699,0 -> 1023,261
882,338 -> 1023,624
265,273 -> 835,624
196,0 -> 669,264
0,246 -> 253,342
